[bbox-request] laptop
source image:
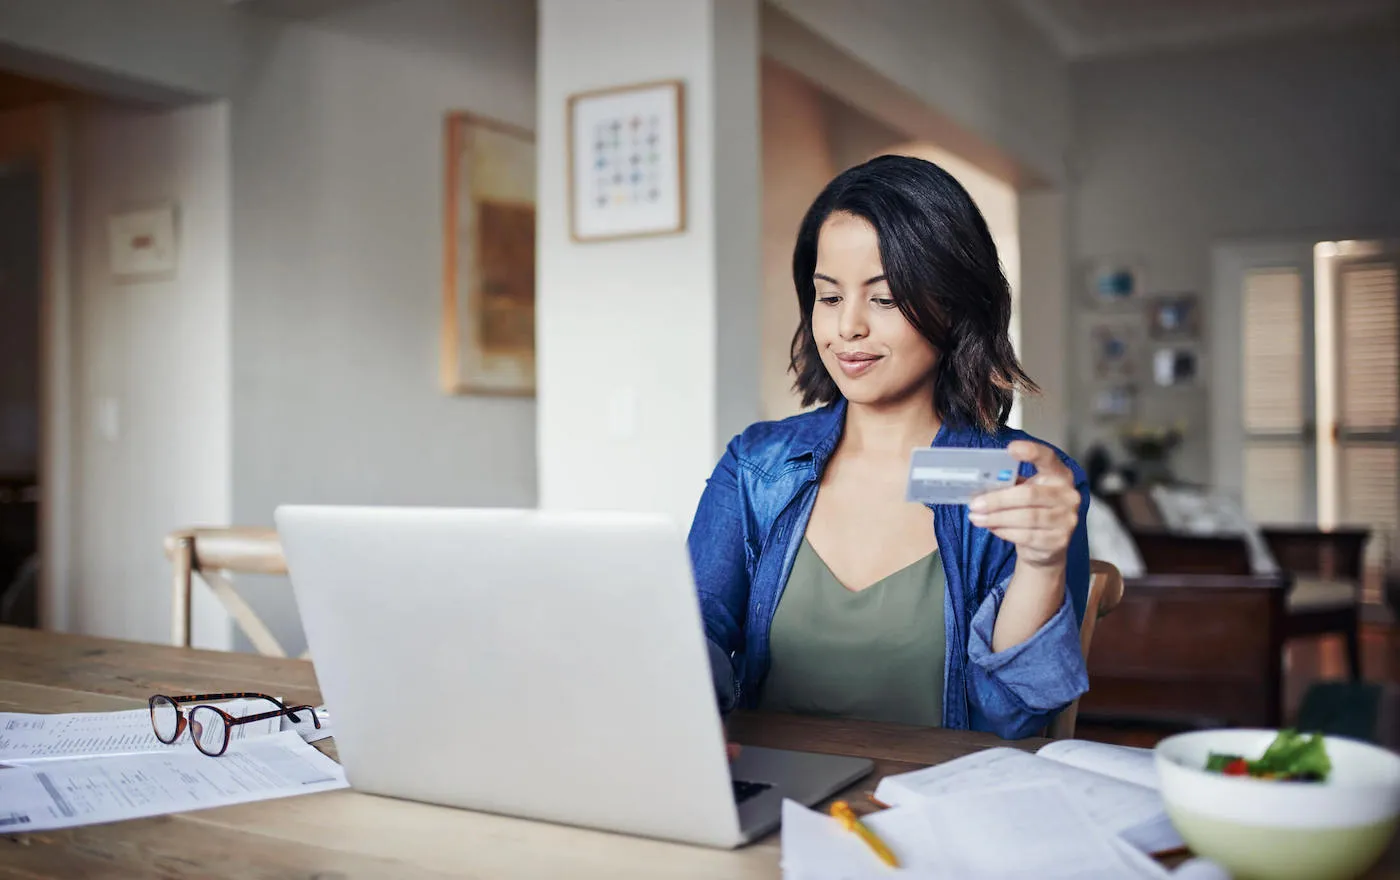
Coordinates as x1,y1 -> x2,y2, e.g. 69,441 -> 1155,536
275,505 -> 872,848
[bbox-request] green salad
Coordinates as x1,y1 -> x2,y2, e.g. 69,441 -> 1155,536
1205,730 -> 1332,782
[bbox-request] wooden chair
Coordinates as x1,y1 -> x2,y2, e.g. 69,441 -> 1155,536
1080,571 -> 1288,730
1263,527 -> 1370,681
1109,488 -> 1368,680
164,527 -> 299,658
1048,559 -> 1126,739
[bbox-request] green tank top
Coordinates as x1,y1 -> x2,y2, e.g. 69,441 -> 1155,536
757,537 -> 946,727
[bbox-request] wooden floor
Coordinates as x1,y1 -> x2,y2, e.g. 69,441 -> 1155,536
1080,618 -> 1400,748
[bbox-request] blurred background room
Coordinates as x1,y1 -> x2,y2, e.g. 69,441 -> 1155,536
0,0 -> 1397,747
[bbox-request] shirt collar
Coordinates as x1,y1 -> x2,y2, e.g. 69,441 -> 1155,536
784,397 -> 979,469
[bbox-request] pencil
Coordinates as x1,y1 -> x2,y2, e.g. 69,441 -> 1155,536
829,800 -> 900,868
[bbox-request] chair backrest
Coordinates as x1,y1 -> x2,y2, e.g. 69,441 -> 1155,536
164,527 -> 292,656
1261,527 -> 1370,581
1047,559 -> 1125,740
1132,531 -> 1254,575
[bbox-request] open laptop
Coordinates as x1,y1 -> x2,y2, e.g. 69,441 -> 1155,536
274,505 -> 872,848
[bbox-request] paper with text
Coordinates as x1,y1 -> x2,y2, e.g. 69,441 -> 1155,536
0,700 -> 280,764
782,783 -> 1167,880
280,705 -> 332,743
0,730 -> 347,832
872,746 -> 1183,855
1036,739 -> 1160,790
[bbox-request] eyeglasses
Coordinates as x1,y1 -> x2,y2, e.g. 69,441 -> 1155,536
148,692 -> 321,757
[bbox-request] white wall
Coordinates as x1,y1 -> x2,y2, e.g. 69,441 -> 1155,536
537,0 -> 761,529
1070,30 -> 1400,484
70,100 -> 231,648
229,0 -> 539,655
1017,189 -> 1069,448
760,61 -> 834,421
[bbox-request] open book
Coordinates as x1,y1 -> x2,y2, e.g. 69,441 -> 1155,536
872,739 -> 1186,856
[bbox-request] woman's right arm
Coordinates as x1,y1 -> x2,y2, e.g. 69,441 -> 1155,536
687,437 -> 752,715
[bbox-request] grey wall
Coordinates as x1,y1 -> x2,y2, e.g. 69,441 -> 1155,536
0,163 -> 40,476
68,100 -> 233,647
1069,29 -> 1400,483
230,0 -> 539,653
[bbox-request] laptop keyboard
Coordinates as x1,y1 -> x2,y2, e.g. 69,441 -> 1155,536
732,779 -> 772,804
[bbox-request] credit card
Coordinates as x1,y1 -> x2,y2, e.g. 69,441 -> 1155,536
906,447 -> 1019,506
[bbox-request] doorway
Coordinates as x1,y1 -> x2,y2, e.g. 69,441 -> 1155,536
0,159 -> 40,627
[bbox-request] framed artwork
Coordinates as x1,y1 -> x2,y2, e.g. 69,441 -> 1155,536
568,79 -> 685,242
1153,346 -> 1199,387
1092,384 -> 1137,421
1086,315 -> 1144,381
109,205 -> 177,281
1084,257 -> 1144,307
1147,293 -> 1201,340
441,111 -> 536,396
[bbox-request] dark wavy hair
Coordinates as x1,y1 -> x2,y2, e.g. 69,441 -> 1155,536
789,154 -> 1038,433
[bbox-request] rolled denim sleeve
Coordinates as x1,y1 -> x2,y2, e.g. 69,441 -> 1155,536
688,437 -> 751,715
966,576 -> 1089,738
965,472 -> 1092,740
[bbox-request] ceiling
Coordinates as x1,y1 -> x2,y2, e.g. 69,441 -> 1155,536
1011,0 -> 1400,60
222,0 -> 385,20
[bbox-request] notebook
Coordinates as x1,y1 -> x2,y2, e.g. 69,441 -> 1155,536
781,783 -> 1174,880
871,739 -> 1185,856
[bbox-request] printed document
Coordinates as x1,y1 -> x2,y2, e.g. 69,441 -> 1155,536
0,730 -> 347,832
0,700 -> 279,764
872,740 -> 1183,855
781,782 -> 1170,880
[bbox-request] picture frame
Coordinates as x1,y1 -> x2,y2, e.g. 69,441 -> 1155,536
1091,384 -> 1137,421
1084,257 -> 1145,308
568,79 -> 685,242
1085,314 -> 1144,382
1147,293 -> 1201,340
109,204 -> 178,281
441,111 -> 537,397
1153,345 -> 1200,387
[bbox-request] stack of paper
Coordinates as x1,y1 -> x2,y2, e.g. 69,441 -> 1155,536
872,739 -> 1184,856
781,783 -> 1169,879
0,700 -> 281,763
781,738 -> 1201,879
0,731 -> 347,832
0,702 -> 347,833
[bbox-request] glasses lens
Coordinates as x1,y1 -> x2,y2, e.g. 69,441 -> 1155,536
189,706 -> 229,756
151,696 -> 180,742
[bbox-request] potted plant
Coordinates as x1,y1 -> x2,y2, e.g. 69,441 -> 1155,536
1119,422 -> 1185,486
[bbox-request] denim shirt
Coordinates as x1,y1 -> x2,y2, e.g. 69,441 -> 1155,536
687,398 -> 1091,740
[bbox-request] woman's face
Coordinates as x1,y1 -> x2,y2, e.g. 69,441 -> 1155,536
811,211 -> 939,407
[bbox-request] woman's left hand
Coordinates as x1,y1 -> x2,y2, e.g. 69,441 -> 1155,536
967,441 -> 1080,571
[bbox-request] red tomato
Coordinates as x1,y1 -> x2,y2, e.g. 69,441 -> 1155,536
1224,759 -> 1250,776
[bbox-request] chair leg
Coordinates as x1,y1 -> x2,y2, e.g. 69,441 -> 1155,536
1345,621 -> 1363,681
170,536 -> 194,648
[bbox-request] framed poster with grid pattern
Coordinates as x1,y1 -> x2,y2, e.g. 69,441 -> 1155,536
568,80 -> 685,242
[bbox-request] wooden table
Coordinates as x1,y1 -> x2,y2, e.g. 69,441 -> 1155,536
2,626 -> 1398,879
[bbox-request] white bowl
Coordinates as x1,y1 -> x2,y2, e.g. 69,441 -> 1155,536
1155,729 -> 1400,880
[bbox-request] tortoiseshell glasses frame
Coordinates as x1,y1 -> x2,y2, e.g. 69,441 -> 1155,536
148,691 -> 321,757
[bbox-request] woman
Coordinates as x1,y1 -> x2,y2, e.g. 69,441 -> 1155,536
688,155 -> 1090,741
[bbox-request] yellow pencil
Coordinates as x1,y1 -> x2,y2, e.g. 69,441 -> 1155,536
829,800 -> 900,868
